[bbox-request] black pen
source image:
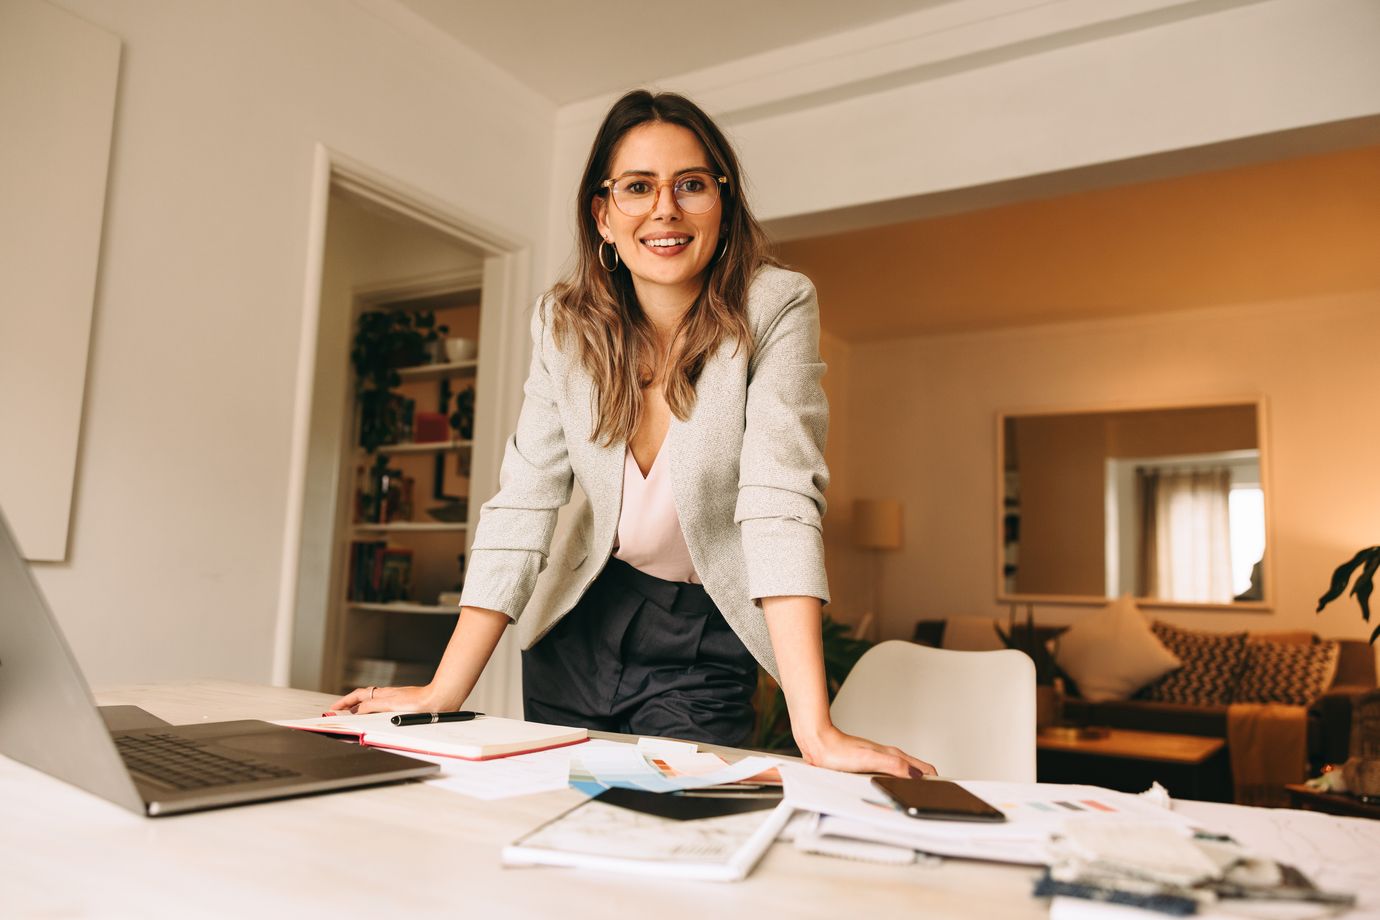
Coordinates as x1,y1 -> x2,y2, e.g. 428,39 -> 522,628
390,710 -> 484,726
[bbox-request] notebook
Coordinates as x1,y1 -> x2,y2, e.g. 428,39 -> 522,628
503,790 -> 793,880
276,712 -> 588,761
0,507 -> 438,817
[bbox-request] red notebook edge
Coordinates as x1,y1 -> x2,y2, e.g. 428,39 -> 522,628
365,735 -> 590,762
284,722 -> 590,762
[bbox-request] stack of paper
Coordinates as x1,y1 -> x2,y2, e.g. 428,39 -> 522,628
501,744 -> 791,880
778,764 -> 1198,866
1039,819 -> 1357,916
568,745 -> 781,797
421,739 -> 624,800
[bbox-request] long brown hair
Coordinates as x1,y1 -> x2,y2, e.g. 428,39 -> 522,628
550,90 -> 776,446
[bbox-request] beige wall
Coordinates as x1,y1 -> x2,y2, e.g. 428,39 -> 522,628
816,329 -> 869,627
836,290 -> 1380,642
779,139 -> 1380,640
778,144 -> 1380,339
30,0 -> 554,688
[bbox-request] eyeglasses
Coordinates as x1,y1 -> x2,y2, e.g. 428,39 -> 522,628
600,171 -> 727,216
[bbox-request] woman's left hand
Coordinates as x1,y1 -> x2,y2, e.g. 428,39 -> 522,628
796,723 -> 936,778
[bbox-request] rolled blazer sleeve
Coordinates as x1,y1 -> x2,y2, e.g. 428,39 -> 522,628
458,300 -> 573,620
735,275 -> 831,603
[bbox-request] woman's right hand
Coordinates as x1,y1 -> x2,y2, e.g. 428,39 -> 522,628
329,684 -> 450,715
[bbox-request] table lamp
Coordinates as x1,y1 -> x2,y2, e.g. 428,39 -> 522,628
852,499 -> 903,640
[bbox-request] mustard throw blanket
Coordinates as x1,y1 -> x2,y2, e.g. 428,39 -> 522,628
1226,702 -> 1307,807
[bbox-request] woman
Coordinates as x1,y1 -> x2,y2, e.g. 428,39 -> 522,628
333,90 -> 933,778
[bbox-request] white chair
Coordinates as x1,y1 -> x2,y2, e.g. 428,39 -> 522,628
830,641 -> 1036,782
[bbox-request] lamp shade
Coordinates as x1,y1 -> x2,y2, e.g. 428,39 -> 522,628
852,499 -> 903,550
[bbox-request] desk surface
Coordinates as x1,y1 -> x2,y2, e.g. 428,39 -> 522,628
5,681 -> 1378,919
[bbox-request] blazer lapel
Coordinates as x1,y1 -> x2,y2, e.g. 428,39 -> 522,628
565,362 -> 625,511
666,337 -> 741,538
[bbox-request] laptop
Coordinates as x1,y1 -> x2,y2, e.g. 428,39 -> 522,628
0,509 -> 438,816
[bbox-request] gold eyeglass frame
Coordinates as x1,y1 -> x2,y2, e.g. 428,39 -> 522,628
599,172 -> 728,216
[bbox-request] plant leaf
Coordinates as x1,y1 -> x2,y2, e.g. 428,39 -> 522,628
1316,547 -> 1378,612
1351,550 -> 1380,623
1371,621 -> 1380,646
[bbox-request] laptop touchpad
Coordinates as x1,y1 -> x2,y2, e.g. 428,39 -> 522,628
213,729 -> 355,760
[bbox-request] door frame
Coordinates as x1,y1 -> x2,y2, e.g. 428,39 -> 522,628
274,144 -> 531,701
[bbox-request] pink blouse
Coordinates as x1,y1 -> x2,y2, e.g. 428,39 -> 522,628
613,445 -> 699,584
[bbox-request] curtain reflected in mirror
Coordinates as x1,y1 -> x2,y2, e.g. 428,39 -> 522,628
999,403 -> 1267,606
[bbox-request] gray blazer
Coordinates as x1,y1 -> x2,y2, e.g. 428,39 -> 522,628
458,265 -> 830,679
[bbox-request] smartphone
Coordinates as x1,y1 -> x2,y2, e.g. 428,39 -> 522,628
871,777 -> 1007,823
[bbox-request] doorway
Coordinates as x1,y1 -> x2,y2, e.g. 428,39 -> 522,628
279,149 -> 528,717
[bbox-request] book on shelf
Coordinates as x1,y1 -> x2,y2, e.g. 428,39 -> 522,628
347,540 -> 383,601
378,547 -> 413,600
347,541 -> 413,602
275,712 -> 588,761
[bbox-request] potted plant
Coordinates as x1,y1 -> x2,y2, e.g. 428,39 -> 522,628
1316,546 -> 1380,799
1317,546 -> 1379,644
350,308 -> 446,453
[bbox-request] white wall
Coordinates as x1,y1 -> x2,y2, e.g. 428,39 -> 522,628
0,0 -> 119,561
31,0 -> 554,688
841,291 -> 1380,643
547,0 -> 1380,267
729,0 -> 1380,230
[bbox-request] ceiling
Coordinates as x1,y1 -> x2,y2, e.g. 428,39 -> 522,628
395,0 -> 938,105
774,145 -> 1380,342
390,2 -> 1380,344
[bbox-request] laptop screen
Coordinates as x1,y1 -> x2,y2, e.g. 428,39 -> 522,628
0,507 -> 143,812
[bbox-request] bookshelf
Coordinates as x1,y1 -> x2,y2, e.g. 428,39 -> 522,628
329,287 -> 482,694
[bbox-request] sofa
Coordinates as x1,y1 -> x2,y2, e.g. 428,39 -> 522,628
1063,637 -> 1374,773
912,617 -> 1377,775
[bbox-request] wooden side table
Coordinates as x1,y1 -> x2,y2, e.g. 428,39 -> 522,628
1284,784 -> 1380,820
1037,727 -> 1230,802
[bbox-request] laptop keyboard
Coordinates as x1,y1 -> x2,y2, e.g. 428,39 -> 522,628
116,732 -> 301,791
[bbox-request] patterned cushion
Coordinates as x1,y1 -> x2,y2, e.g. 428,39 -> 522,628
1235,639 -> 1341,706
1138,622 -> 1249,706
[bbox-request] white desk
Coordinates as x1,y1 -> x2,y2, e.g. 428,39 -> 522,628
4,681 -> 1378,919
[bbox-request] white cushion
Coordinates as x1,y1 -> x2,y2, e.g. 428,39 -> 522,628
942,615 -> 1005,651
1051,596 -> 1182,702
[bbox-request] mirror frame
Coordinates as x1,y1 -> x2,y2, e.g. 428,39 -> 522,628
995,397 -> 1273,611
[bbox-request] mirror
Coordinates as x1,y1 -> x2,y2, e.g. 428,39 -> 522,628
999,401 -> 1268,607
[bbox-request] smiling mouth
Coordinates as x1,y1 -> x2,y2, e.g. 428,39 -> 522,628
642,235 -> 693,251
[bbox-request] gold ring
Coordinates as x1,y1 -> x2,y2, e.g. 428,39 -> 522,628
369,686 -> 376,700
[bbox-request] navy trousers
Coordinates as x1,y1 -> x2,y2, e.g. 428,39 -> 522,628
522,558 -> 758,747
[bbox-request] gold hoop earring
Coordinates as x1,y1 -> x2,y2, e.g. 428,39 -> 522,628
598,239 -> 619,271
